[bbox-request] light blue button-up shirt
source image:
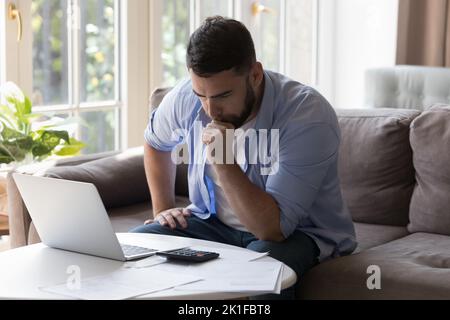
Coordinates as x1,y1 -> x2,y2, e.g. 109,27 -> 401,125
144,70 -> 357,261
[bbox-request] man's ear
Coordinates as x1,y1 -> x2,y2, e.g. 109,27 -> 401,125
249,62 -> 264,88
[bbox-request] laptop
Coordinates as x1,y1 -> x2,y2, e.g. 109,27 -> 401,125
13,173 -> 159,261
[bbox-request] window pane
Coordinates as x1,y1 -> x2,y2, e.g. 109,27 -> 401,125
80,109 -> 118,154
79,0 -> 117,102
161,0 -> 191,87
199,0 -> 231,21
252,0 -> 281,72
286,0 -> 313,84
31,0 -> 69,106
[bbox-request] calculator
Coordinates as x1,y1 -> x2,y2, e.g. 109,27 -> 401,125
156,248 -> 220,263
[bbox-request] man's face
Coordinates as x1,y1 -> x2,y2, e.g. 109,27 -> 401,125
190,69 -> 256,128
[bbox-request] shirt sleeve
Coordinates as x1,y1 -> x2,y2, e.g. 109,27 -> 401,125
265,123 -> 340,239
144,86 -> 185,152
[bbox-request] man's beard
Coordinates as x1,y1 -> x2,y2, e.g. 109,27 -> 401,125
224,80 -> 256,128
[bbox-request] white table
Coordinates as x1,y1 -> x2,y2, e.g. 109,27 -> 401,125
0,233 -> 296,300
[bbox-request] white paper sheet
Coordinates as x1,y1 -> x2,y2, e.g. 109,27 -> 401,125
155,260 -> 282,293
40,267 -> 202,300
189,245 -> 269,262
124,255 -> 167,269
273,265 -> 283,294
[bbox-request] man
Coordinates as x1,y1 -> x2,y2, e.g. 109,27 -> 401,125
131,16 -> 356,299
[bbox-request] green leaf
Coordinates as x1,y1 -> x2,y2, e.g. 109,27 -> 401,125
32,130 -> 70,157
0,144 -> 15,164
36,116 -> 83,130
1,126 -> 27,140
54,138 -> 86,156
0,156 -> 14,164
24,95 -> 32,114
0,141 -> 28,162
0,128 -> 34,154
1,82 -> 86,162
0,105 -> 18,129
7,99 -> 29,133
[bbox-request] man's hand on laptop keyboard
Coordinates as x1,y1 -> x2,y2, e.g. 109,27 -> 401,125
144,208 -> 191,229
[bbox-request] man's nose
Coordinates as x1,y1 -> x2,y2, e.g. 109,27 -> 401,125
205,99 -> 221,120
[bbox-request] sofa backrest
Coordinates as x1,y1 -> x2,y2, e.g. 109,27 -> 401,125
150,87 -> 173,113
408,105 -> 450,235
40,147 -> 150,209
365,65 -> 450,110
149,87 -> 189,198
336,108 -> 421,226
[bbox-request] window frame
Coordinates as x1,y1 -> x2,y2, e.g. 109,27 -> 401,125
1,0 -> 33,95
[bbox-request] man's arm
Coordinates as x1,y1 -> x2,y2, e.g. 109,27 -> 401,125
144,143 -> 176,215
214,164 -> 285,242
203,121 -> 284,242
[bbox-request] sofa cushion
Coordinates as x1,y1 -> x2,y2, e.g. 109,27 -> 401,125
336,108 -> 421,226
408,105 -> 450,235
40,147 -> 149,209
298,232 -> 450,299
353,222 -> 409,253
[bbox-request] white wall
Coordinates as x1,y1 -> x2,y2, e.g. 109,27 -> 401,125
317,0 -> 399,109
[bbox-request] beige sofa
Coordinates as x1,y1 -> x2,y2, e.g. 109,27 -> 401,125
6,90 -> 450,299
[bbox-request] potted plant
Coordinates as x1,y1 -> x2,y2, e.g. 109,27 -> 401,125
0,82 -> 85,167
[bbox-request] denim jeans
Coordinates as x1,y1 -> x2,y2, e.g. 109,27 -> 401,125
129,215 -> 319,300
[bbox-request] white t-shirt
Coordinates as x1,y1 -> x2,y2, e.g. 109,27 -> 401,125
205,117 -> 257,232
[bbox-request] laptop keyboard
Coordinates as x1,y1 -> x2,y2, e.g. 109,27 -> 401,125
121,244 -> 157,256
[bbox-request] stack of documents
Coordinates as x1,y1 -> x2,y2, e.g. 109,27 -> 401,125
40,268 -> 202,300
40,245 -> 283,299
168,261 -> 282,294
153,245 -> 283,294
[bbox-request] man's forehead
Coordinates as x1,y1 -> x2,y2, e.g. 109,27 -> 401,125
190,69 -> 245,93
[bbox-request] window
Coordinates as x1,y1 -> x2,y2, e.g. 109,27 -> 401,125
160,0 -> 191,87
0,0 -> 121,155
31,0 -> 120,154
150,0 -> 317,91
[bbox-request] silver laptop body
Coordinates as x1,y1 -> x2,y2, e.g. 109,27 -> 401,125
13,173 -> 156,261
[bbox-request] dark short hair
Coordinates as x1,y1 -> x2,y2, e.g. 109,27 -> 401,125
186,16 -> 256,77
